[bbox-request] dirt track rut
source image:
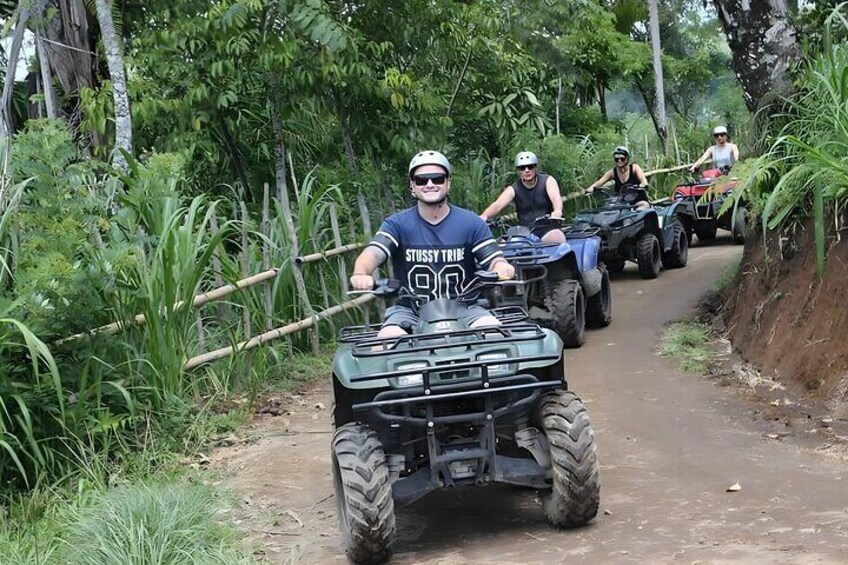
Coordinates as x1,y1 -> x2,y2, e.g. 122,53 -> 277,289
214,238 -> 848,564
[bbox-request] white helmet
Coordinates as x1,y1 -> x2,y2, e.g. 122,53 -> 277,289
514,151 -> 539,168
408,150 -> 452,178
713,125 -> 728,135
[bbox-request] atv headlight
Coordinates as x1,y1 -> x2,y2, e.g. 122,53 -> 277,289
477,352 -> 510,375
395,362 -> 427,387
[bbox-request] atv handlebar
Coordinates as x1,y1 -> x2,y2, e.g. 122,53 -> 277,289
347,270 -> 521,302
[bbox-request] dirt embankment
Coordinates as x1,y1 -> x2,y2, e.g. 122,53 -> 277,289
724,215 -> 848,414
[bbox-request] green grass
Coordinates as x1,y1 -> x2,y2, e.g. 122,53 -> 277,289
713,259 -> 741,292
659,321 -> 714,374
0,480 -> 252,565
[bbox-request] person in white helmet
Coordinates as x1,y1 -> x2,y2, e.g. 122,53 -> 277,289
350,150 -> 515,339
479,151 -> 565,244
689,126 -> 739,174
584,146 -> 650,211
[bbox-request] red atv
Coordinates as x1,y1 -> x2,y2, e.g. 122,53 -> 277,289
672,167 -> 748,244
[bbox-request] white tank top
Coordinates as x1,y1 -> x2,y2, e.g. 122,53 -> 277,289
712,143 -> 736,169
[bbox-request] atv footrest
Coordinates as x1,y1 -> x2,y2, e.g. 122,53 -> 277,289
490,306 -> 529,324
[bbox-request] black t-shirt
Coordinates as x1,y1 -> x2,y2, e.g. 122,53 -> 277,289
369,205 -> 503,306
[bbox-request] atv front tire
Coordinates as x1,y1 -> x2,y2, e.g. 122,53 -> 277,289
732,206 -> 748,244
585,265 -> 611,328
543,279 -> 586,348
538,390 -> 600,528
694,221 -> 717,243
332,424 -> 396,564
662,220 -> 689,269
636,233 -> 662,279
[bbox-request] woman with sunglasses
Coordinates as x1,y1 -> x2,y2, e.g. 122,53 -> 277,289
584,147 -> 650,210
689,126 -> 739,174
479,151 -> 566,244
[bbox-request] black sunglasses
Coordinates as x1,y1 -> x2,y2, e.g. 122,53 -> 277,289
412,172 -> 447,186
614,156 -> 627,162
714,133 -> 727,137
517,164 -> 536,171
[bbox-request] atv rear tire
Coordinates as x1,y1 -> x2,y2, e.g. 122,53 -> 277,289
543,279 -> 586,348
694,222 -> 717,243
332,424 -> 396,564
732,207 -> 748,244
585,265 -> 611,328
538,390 -> 600,528
606,258 -> 625,275
662,221 -> 688,269
636,233 -> 661,279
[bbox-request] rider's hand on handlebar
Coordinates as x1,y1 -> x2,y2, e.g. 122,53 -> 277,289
350,273 -> 375,291
492,260 -> 515,281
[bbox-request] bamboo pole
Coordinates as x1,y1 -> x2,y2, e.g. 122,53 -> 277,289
209,213 -> 227,323
330,203 -> 349,294
183,294 -> 374,370
279,172 -> 320,353
295,243 -> 363,264
55,269 -> 281,345
644,160 -> 710,177
262,182 -> 273,331
240,202 -> 252,344
357,191 -> 375,324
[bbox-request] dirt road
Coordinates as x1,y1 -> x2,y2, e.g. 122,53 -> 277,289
216,239 -> 848,564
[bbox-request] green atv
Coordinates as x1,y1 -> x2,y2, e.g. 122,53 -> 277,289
330,274 -> 600,563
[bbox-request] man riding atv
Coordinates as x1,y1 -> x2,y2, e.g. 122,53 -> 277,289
584,146 -> 650,210
336,151 -> 599,564
479,151 -> 566,244
351,150 -> 515,338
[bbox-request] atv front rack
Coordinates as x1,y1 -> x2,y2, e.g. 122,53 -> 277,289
349,322 -> 547,358
352,373 -> 561,425
337,306 -> 531,343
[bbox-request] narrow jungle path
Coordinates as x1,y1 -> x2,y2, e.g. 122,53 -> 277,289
215,237 -> 848,564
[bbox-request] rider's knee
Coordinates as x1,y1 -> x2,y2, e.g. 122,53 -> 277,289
377,325 -> 408,338
471,315 -> 501,328
543,230 -> 566,244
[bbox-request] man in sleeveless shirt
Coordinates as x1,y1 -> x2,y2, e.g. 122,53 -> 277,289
479,151 -> 566,244
689,126 -> 739,174
584,146 -> 650,211
350,150 -> 515,340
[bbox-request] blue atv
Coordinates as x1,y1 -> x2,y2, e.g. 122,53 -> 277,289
488,217 -> 611,348
570,186 -> 693,279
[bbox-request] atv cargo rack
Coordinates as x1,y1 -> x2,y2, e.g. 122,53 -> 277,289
349,321 -> 547,358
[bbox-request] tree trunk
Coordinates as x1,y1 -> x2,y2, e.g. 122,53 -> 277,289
648,0 -> 669,155
712,0 -> 801,112
94,0 -> 132,172
0,1 -> 44,140
39,0 -> 95,98
634,76 -> 664,148
35,34 -> 59,119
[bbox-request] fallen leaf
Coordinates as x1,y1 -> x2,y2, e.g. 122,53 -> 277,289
726,482 -> 742,492
315,402 -> 326,410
